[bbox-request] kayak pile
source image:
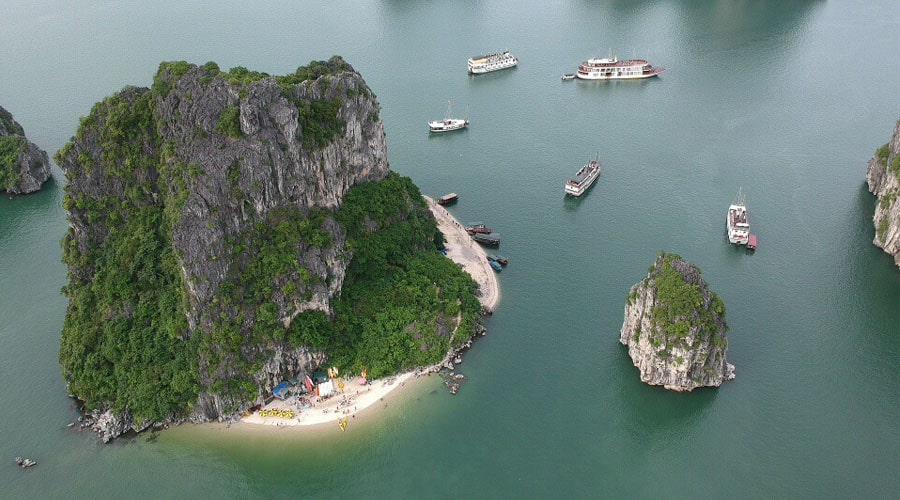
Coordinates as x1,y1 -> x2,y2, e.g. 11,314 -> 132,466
258,409 -> 295,419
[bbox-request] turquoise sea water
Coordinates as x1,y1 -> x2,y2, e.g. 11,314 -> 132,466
1,1 -> 898,497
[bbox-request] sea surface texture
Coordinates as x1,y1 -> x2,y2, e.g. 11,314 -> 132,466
1,0 -> 898,497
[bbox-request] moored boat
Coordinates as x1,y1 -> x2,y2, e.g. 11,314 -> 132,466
565,155 -> 602,196
575,55 -> 665,80
437,192 -> 459,205
727,188 -> 751,245
428,101 -> 469,133
466,226 -> 492,235
487,254 -> 508,266
468,50 -> 518,74
489,260 -> 502,272
473,233 -> 501,246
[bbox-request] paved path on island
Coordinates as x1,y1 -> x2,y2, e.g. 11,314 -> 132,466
424,196 -> 500,310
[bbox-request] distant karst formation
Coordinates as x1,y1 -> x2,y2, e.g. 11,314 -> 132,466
866,119 -> 900,268
0,105 -> 51,194
620,252 -> 735,391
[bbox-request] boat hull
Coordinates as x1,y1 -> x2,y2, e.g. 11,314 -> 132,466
428,119 -> 469,133
469,61 -> 518,74
575,69 -> 665,80
473,234 -> 501,246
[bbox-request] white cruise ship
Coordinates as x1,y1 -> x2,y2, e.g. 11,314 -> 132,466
575,55 -> 665,80
565,157 -> 602,196
727,189 -> 750,245
467,50 -> 518,74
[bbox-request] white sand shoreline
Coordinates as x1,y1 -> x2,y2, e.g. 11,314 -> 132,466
235,195 -> 499,430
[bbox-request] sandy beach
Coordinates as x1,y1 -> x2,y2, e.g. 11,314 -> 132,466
237,195 -> 499,429
239,371 -> 418,428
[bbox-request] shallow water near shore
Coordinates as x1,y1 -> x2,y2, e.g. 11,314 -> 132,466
1,0 -> 899,497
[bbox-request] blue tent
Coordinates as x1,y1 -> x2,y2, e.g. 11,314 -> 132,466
273,381 -> 291,400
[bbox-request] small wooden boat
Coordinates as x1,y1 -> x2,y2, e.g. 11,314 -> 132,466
466,226 -> 492,235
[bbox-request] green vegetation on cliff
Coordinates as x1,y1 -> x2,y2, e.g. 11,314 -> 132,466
643,252 -> 727,350
875,142 -> 900,181
60,206 -> 199,423
0,136 -> 25,191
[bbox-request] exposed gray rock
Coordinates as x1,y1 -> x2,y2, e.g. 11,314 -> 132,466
866,119 -> 900,268
0,105 -> 51,194
620,253 -> 735,391
86,408 -> 152,443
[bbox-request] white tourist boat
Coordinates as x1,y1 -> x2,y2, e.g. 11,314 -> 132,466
575,55 -> 665,80
565,155 -> 602,196
428,101 -> 469,133
727,189 -> 751,245
467,50 -> 518,74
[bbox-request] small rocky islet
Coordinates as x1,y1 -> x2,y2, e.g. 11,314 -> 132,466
620,252 -> 735,392
0,105 -> 51,194
866,118 -> 900,268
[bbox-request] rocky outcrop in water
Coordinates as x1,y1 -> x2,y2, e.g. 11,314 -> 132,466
0,105 -> 51,194
866,119 -> 900,268
620,253 -> 735,391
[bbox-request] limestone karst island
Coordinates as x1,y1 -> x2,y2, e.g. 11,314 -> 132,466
0,105 -> 51,194
56,58 -> 491,440
620,252 -> 735,391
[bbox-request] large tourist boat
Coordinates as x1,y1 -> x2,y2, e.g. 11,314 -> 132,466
565,156 -> 602,197
428,101 -> 469,133
575,55 -> 665,80
437,193 -> 459,205
727,189 -> 751,245
467,50 -> 518,74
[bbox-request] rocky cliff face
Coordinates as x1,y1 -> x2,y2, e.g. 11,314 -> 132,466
866,119 -> 900,268
620,253 -> 735,391
0,105 -> 51,194
57,58 -> 391,439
